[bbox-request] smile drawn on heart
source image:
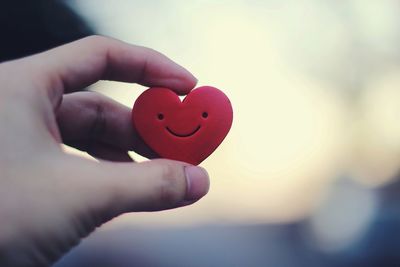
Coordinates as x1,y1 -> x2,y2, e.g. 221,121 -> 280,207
166,125 -> 201,138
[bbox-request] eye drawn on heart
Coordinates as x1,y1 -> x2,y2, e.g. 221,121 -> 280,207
157,111 -> 208,138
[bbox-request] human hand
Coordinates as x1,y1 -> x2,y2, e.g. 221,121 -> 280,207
0,36 -> 210,266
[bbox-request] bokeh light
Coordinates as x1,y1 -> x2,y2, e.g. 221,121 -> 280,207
61,1 -> 400,228
49,1 -> 400,265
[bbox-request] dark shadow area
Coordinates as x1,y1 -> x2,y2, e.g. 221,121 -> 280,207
0,0 -> 93,62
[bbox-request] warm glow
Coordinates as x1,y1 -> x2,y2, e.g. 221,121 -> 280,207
65,1 -> 400,228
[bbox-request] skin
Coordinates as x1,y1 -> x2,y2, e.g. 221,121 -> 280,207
0,35 -> 210,266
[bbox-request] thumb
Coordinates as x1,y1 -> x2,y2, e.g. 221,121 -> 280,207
67,158 -> 210,222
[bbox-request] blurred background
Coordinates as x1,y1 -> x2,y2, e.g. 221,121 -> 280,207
3,0 -> 400,266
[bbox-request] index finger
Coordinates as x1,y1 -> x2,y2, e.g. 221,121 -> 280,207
22,35 -> 197,105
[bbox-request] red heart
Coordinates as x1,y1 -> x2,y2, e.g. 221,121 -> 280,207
132,86 -> 233,165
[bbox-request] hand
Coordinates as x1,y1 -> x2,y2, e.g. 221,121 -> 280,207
0,36 -> 210,266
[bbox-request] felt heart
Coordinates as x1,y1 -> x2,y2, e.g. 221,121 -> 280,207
132,86 -> 233,165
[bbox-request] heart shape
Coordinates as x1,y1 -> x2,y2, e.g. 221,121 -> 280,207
132,86 -> 233,165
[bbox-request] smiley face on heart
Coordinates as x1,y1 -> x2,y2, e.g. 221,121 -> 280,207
132,86 -> 233,165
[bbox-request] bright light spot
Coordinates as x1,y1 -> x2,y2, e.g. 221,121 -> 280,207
306,180 -> 377,252
351,70 -> 400,186
68,1 -> 400,227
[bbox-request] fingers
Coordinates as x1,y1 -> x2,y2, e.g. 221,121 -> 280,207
67,158 -> 210,221
57,91 -> 157,159
84,142 -> 134,162
22,35 -> 197,106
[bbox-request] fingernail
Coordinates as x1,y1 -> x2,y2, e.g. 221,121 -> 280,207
184,166 -> 210,201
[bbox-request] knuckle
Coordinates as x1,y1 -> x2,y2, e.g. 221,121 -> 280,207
83,35 -> 108,46
87,96 -> 107,140
85,91 -> 105,105
144,47 -> 159,57
137,46 -> 164,62
81,35 -> 114,54
144,47 -> 166,61
157,162 -> 185,206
